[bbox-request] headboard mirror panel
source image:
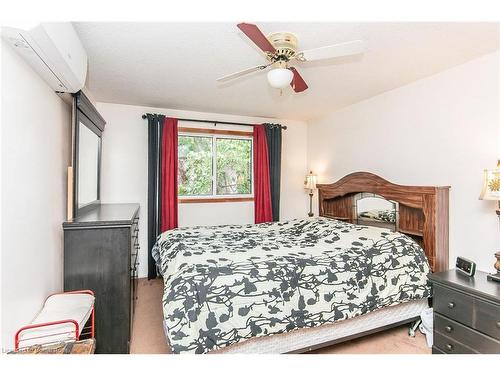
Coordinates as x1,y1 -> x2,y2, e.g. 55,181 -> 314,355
317,172 -> 450,272
355,193 -> 398,231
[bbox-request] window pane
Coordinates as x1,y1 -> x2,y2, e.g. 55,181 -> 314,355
216,138 -> 252,195
178,136 -> 213,196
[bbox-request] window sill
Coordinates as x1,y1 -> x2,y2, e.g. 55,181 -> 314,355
178,197 -> 254,204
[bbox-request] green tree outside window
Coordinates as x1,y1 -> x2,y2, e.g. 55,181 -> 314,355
178,135 -> 252,196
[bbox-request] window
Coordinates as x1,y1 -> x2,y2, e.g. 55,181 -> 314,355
178,132 -> 253,200
178,135 -> 213,196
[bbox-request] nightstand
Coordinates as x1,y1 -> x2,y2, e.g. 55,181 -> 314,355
429,270 -> 500,354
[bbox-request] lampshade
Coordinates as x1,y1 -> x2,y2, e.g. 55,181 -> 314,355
267,68 -> 293,89
304,171 -> 317,190
479,160 -> 500,201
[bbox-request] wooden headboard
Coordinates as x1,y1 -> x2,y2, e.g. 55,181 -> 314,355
317,172 -> 450,272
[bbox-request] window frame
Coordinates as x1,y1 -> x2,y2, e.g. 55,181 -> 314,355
177,128 -> 254,203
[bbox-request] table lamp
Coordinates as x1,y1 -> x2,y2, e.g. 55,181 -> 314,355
479,160 -> 500,215
479,160 -> 500,282
304,171 -> 317,217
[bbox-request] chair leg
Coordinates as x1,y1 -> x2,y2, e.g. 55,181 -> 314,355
91,306 -> 95,338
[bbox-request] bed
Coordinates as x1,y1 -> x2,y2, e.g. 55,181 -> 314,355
152,172 -> 450,354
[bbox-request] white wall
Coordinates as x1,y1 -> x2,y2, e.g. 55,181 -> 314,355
97,102 -> 309,278
1,40 -> 71,350
308,50 -> 500,272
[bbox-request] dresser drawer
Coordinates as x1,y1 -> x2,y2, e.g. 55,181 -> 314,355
433,284 -> 473,326
474,298 -> 500,340
435,313 -> 500,354
433,332 -> 477,354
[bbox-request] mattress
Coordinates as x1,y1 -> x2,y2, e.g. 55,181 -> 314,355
153,217 -> 431,354
211,299 -> 427,353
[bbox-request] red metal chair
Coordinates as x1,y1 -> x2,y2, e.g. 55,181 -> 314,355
14,290 -> 95,351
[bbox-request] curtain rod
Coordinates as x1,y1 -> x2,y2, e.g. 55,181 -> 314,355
141,114 -> 287,130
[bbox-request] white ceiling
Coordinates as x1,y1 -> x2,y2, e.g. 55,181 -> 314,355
74,22 -> 500,121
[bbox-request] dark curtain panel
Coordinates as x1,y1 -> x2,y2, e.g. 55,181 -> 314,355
160,118 -> 179,232
253,124 -> 273,224
264,123 -> 282,221
147,114 -> 165,279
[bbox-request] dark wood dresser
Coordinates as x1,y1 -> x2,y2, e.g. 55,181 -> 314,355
63,204 -> 140,354
429,270 -> 500,354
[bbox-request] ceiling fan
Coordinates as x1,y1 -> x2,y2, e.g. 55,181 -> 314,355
217,23 -> 366,93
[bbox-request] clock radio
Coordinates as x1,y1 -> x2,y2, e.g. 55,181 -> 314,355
455,256 -> 476,277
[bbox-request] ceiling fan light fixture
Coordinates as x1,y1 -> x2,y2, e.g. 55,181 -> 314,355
267,68 -> 293,89
218,23 -> 367,94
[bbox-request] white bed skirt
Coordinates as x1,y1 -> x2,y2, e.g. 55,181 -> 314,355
163,299 -> 428,354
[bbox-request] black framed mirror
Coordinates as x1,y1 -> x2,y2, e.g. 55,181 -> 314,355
72,91 -> 106,217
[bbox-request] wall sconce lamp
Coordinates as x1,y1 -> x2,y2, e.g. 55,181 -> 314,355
479,160 -> 500,215
304,171 -> 317,217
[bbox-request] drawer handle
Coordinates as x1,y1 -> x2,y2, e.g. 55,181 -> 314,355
447,302 -> 455,309
445,343 -> 453,352
496,322 -> 500,329
445,325 -> 453,333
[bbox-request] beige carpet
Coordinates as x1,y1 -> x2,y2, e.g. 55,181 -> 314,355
130,278 -> 431,354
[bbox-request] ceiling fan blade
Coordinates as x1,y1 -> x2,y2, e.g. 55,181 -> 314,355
216,64 -> 271,82
237,23 -> 276,54
299,40 -> 365,62
289,67 -> 308,93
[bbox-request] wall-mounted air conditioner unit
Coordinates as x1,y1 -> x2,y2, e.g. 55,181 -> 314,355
1,22 -> 87,93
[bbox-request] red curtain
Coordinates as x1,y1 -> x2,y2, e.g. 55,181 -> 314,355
253,124 -> 273,223
160,117 -> 178,232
